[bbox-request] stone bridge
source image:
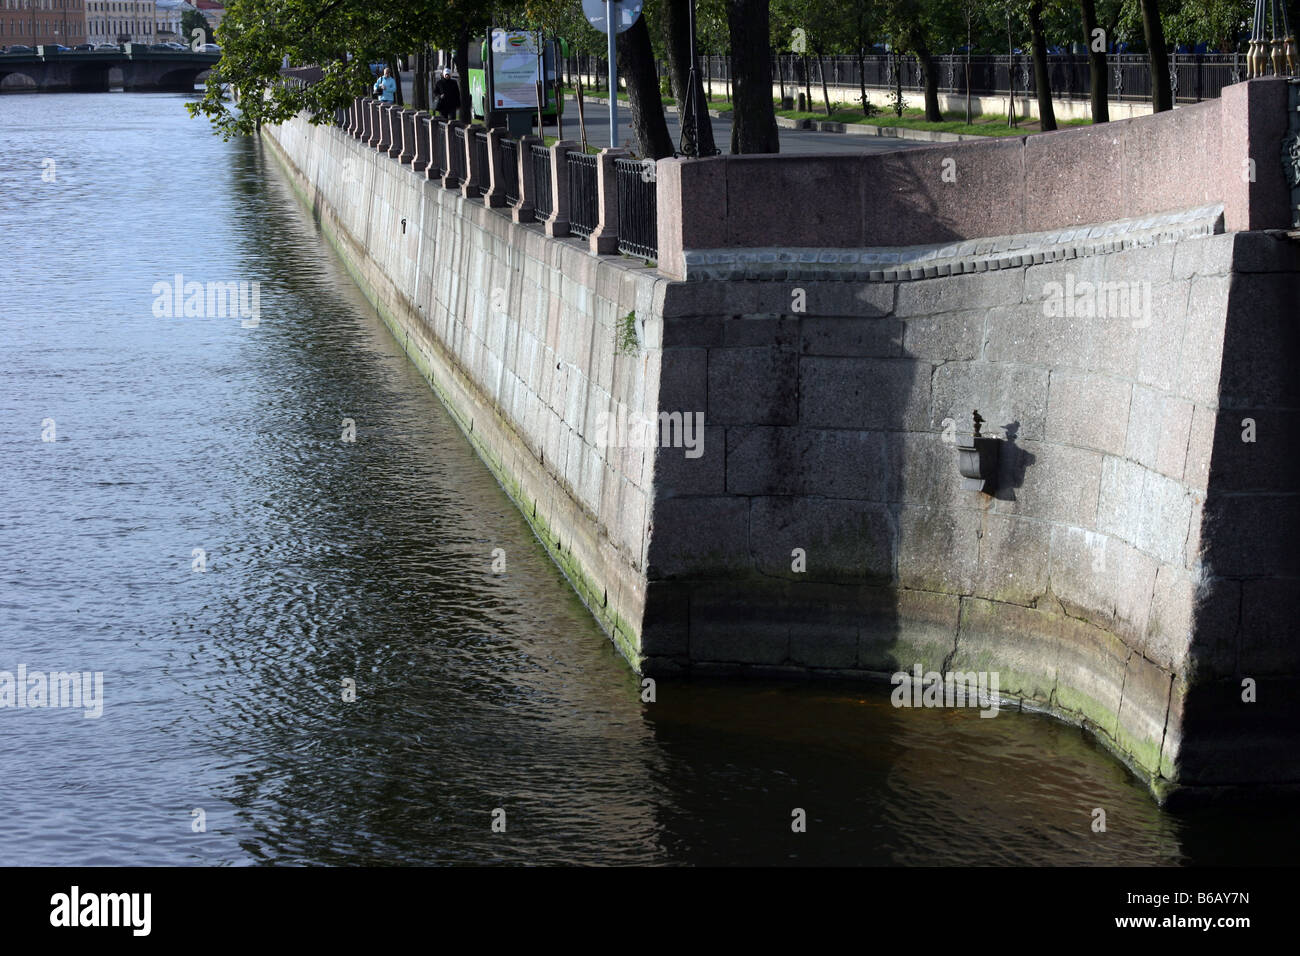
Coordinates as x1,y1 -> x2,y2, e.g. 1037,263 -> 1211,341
0,45 -> 218,92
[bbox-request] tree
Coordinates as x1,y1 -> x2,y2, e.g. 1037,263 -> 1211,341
617,14 -> 675,157
186,0 -> 487,138
181,9 -> 213,48
1026,1 -> 1057,130
1079,0 -> 1109,123
883,0 -> 944,122
1138,0 -> 1171,111
727,0 -> 780,152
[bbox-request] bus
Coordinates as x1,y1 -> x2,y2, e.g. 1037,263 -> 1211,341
467,31 -> 569,125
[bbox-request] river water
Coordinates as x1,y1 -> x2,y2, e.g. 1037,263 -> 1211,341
0,92 -> 1288,866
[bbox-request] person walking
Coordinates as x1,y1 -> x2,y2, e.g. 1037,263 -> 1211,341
373,66 -> 397,103
433,67 -> 460,120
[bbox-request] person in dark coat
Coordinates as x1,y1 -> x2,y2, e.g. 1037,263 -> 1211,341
433,68 -> 460,119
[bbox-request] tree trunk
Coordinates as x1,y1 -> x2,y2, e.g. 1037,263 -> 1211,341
453,31 -> 472,121
802,54 -> 811,109
727,0 -> 780,153
858,49 -> 868,113
617,15 -> 674,158
1138,0 -> 1171,111
817,52 -> 832,115
1028,1 -> 1056,130
413,48 -> 428,112
1079,0 -> 1109,122
912,42 -> 941,122
663,0 -> 717,154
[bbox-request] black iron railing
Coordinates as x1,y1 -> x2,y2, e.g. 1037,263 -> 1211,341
531,144 -> 553,219
471,128 -> 489,196
499,138 -> 520,205
566,151 -> 598,238
568,51 -> 1245,107
449,125 -> 467,184
615,157 -> 656,261
431,118 -> 447,175
768,52 -> 1242,106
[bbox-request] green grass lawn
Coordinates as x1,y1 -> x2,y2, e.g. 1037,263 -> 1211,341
558,86 -> 1088,137
775,102 -> 1092,137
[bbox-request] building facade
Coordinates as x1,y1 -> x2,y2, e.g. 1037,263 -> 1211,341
1,0 -> 88,47
85,0 -> 156,45
153,0 -> 193,45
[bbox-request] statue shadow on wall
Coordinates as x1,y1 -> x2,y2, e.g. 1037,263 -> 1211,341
991,421 -> 1033,503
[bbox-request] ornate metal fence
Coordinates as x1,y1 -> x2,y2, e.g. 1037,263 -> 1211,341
449,124 -> 467,185
499,138 -> 520,205
566,151 -> 598,238
531,144 -> 554,220
615,157 -> 656,261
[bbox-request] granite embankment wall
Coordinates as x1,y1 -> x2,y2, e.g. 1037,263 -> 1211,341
264,77 -> 1299,803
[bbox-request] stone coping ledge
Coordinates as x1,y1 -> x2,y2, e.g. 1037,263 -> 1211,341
680,203 -> 1226,282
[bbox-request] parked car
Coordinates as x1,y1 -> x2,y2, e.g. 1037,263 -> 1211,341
72,43 -> 94,51
200,44 -> 221,53
44,44 -> 71,52
10,45 -> 35,53
93,44 -> 119,51
162,42 -> 186,51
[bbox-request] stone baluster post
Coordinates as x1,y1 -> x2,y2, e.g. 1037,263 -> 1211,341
367,100 -> 384,149
483,128 -> 508,208
512,134 -> 541,224
441,120 -> 464,190
426,117 -> 445,181
545,140 -> 579,238
588,148 -> 631,254
397,109 -> 416,162
411,112 -> 430,173
386,106 -> 403,158
461,123 -> 486,199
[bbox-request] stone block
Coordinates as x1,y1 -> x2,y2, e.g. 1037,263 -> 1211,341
1240,579 -> 1300,674
1201,493 -> 1300,578
725,426 -> 900,501
652,425 -> 724,497
1172,232 -> 1235,279
1125,386 -> 1194,480
789,627 -> 861,669
895,270 -> 1024,317
991,440 -> 1102,528
1045,368 -> 1131,456
658,347 -> 707,413
974,513 -> 1049,606
800,356 -> 931,431
863,588 -> 961,673
800,316 -> 903,357
1048,524 -> 1118,631
1218,272 -> 1300,408
901,310 -> 985,361
1096,455 -> 1146,545
897,505 -> 980,594
723,316 -> 799,349
750,496 -> 897,583
1135,470 -> 1195,567
1174,274 -> 1230,405
644,497 -> 750,579
707,346 -> 799,425
1206,407 -> 1300,493
930,360 -> 1049,442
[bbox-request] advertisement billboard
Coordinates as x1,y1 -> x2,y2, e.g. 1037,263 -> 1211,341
490,30 -> 540,111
